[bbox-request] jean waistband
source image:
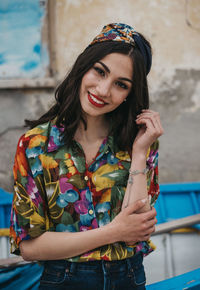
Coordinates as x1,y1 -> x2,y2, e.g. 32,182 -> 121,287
43,253 -> 143,274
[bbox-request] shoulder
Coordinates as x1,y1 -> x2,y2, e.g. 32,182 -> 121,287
14,121 -> 65,179
16,121 -> 51,152
17,120 -> 64,153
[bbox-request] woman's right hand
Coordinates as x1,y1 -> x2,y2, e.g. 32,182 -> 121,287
110,199 -> 157,244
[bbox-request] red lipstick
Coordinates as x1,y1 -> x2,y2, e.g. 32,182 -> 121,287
88,92 -> 106,108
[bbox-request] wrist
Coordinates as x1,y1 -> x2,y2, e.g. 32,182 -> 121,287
131,153 -> 146,170
128,168 -> 148,186
132,148 -> 148,159
105,221 -> 120,243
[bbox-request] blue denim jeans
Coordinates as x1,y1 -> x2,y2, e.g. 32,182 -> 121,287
39,253 -> 146,290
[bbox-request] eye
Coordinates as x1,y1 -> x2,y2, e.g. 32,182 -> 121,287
93,66 -> 105,77
116,81 -> 128,90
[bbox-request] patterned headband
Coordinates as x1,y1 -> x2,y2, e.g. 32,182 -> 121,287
89,23 -> 152,75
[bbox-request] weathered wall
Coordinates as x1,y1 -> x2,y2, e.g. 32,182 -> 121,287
0,0 -> 200,192
0,89 -> 54,191
53,0 -> 200,183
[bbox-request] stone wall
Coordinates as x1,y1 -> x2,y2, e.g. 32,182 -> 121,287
0,0 -> 200,192
0,89 -> 54,192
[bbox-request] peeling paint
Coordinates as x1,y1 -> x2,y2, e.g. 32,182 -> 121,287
150,69 -> 200,120
66,0 -> 95,6
0,0 -> 49,78
184,81 -> 200,113
186,0 -> 200,30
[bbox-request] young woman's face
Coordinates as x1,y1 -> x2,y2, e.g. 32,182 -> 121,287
79,52 -> 133,118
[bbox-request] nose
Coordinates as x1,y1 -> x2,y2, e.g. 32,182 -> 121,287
96,79 -> 112,98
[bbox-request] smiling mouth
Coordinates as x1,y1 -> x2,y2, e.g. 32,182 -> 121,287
88,92 -> 107,108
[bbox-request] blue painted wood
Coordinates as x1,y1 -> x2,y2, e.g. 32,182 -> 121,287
146,268 -> 200,289
190,191 -> 200,212
0,0 -> 49,79
0,189 -> 13,229
0,188 -> 13,205
0,263 -> 43,290
160,182 -> 200,192
155,182 -> 200,229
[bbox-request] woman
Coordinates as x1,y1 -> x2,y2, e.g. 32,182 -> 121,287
10,23 -> 163,289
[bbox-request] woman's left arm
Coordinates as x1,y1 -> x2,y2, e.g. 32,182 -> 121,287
122,109 -> 164,212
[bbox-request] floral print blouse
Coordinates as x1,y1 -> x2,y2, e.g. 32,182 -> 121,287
10,120 -> 159,262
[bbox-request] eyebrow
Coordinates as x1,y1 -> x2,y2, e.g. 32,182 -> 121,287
97,61 -> 133,84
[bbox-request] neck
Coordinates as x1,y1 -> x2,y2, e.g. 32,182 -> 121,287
75,115 -> 109,143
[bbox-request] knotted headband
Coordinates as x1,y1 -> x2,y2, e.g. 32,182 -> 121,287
89,23 -> 152,75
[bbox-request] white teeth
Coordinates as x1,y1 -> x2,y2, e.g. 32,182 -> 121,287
90,94 -> 104,104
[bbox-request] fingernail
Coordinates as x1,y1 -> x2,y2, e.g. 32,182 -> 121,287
141,198 -> 147,204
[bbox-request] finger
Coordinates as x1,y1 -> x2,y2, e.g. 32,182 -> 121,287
141,109 -> 158,115
143,234 -> 151,241
137,112 -> 159,123
145,217 -> 157,229
138,110 -> 160,120
136,116 -> 162,136
136,117 -> 157,133
124,198 -> 148,215
136,116 -> 156,130
147,112 -> 163,135
139,111 -> 164,135
149,116 -> 163,136
139,109 -> 157,117
144,225 -> 156,236
143,207 -> 157,221
155,118 -> 164,135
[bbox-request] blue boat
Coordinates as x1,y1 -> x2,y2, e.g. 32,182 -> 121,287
144,182 -> 200,287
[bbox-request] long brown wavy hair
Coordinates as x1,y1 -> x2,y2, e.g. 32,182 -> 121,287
25,35 -> 151,151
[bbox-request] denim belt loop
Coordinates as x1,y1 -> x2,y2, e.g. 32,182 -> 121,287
102,260 -> 107,275
102,260 -> 113,275
101,260 -> 111,290
69,261 -> 77,274
126,256 -> 133,273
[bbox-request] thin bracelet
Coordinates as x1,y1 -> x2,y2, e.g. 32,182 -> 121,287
128,168 -> 148,184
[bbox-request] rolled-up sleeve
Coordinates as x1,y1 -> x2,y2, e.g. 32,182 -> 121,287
146,140 -> 160,207
10,134 -> 48,255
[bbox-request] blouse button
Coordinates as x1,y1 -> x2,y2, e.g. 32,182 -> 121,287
89,209 -> 94,215
84,176 -> 89,181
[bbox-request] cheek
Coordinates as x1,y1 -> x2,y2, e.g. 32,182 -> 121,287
80,74 -> 91,95
82,70 -> 97,85
112,91 -> 128,105
80,72 -> 97,99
